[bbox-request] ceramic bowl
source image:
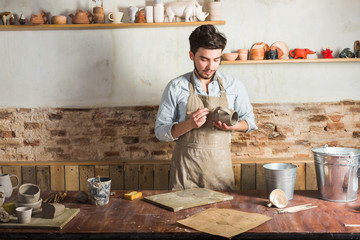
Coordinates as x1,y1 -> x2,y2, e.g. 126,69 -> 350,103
52,16 -> 67,24
18,183 -> 40,203
15,198 -> 42,210
222,53 -> 238,61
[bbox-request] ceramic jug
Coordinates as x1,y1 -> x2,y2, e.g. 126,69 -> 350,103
0,173 -> 19,198
0,185 -> 5,207
213,107 -> 239,126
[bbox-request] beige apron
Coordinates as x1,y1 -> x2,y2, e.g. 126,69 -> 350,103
169,73 -> 235,191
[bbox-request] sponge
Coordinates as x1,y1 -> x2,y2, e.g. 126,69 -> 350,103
124,191 -> 142,200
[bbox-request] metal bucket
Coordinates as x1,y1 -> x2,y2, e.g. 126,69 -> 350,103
312,145 -> 360,202
263,163 -> 297,200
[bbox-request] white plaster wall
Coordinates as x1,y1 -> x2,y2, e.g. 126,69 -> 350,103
0,0 -> 359,107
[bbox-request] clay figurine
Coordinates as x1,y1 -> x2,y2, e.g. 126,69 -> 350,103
9,14 -> 15,25
1,12 -> 10,25
339,48 -> 355,58
166,0 -> 209,22
354,40 -> 360,58
321,47 -> 333,58
136,9 -> 146,23
289,48 -> 316,59
69,10 -> 93,24
30,10 -> 48,25
19,14 -> 26,25
128,6 -> 139,23
265,49 -> 278,59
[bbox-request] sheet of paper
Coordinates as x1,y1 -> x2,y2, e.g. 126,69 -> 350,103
177,208 -> 272,239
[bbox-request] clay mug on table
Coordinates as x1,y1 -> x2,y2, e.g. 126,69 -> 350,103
238,49 -> 249,61
0,173 -> 19,198
108,12 -> 124,24
213,107 -> 238,126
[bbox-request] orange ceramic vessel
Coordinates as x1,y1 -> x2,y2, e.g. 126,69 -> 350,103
69,10 -> 93,24
289,48 -> 316,59
250,48 -> 265,60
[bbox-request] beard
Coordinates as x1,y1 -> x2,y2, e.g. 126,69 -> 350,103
194,63 -> 215,80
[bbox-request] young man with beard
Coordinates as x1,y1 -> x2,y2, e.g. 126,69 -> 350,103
155,24 -> 257,190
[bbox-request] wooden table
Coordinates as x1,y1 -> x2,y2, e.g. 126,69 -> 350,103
1,190 -> 360,240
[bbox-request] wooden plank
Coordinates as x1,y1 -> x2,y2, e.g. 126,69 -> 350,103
65,166 -> 79,191
241,163 -> 256,190
306,163 -> 318,190
124,164 -> 139,190
139,165 -> 154,190
36,166 -> 50,191
109,165 -> 124,190
221,58 -> 360,65
22,166 -> 36,184
94,165 -> 110,177
294,163 -> 306,190
232,164 -> 241,191
256,163 -> 266,191
2,166 -> 22,188
50,165 -> 65,191
154,164 -> 169,190
79,166 -> 95,191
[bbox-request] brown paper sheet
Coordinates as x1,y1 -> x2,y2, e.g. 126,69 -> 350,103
177,208 -> 272,239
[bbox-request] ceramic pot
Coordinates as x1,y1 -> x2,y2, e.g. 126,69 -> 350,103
18,183 -> 40,203
93,7 -> 104,24
154,3 -> 164,23
213,107 -> 238,126
238,49 -> 249,61
0,186 -> 5,207
208,1 -> 222,21
69,10 -> 92,24
52,16 -> 67,24
0,173 -> 19,198
250,48 -> 265,60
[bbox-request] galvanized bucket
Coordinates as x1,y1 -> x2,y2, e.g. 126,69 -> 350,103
312,145 -> 360,202
263,163 -> 297,200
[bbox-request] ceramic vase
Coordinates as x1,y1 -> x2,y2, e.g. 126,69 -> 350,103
208,1 -> 222,21
145,6 -> 154,23
93,6 -> 105,24
154,3 -> 164,23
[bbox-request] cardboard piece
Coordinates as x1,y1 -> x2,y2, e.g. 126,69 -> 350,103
178,208 -> 272,239
0,208 -> 80,230
144,188 -> 233,212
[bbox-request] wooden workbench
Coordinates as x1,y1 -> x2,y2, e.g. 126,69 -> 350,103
1,190 -> 360,239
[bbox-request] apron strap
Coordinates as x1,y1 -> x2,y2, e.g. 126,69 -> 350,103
190,72 -> 226,97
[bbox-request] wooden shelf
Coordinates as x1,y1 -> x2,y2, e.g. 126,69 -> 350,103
0,21 -> 225,31
221,58 -> 360,65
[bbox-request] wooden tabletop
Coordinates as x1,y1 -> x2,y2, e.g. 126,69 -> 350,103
1,190 -> 360,239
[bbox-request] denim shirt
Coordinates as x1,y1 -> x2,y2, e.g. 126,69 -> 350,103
155,71 -> 257,142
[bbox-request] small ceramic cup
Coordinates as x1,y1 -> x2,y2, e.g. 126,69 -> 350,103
16,207 -> 32,224
108,12 -> 124,24
52,16 -> 67,24
238,49 -> 249,61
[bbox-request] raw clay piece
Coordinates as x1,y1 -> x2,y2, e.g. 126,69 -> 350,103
42,203 -> 65,219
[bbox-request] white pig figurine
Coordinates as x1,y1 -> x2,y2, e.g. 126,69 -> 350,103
166,0 -> 209,22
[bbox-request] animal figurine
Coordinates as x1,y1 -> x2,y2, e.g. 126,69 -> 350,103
9,14 -> 15,25
128,6 -> 139,23
1,12 -> 10,25
19,13 -> 26,25
339,48 -> 355,58
289,48 -> 316,59
265,49 -> 278,59
30,10 -> 48,25
354,40 -> 360,58
136,9 -> 146,23
321,48 -> 333,58
166,0 -> 209,22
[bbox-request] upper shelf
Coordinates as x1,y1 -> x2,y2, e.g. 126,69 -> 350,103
221,58 -> 360,65
0,21 -> 225,31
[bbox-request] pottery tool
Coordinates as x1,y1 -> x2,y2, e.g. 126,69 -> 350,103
344,224 -> 360,227
124,191 -> 142,200
275,204 -> 317,214
43,192 -> 67,203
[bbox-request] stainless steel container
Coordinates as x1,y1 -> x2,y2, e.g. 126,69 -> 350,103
263,163 -> 297,200
312,145 -> 360,202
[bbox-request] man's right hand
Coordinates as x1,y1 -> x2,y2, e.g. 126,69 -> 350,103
189,108 -> 210,129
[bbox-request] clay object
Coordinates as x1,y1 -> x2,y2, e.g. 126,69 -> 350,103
213,107 -> 238,126
42,203 -> 65,219
321,48 -> 333,58
19,14 -> 26,25
9,14 -> 15,25
289,48 -> 316,59
354,40 -> 360,58
93,6 -> 104,24
0,186 -> 4,207
166,0 -> 209,22
69,9 -> 93,24
222,53 -> 238,61
339,48 -> 355,58
18,183 -> 40,203
30,10 -> 48,25
0,173 -> 19,198
250,48 -> 265,60
1,12 -> 11,25
265,49 -> 278,59
270,41 -> 289,59
0,208 -> 10,223
268,189 -> 288,208
128,6 -> 139,23
136,9 -> 146,23
76,191 -> 88,203
52,16 -> 67,24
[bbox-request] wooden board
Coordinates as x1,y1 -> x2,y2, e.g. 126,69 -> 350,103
144,188 -> 233,212
0,208 -> 80,230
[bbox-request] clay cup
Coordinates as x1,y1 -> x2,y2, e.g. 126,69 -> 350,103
18,183 -> 40,203
238,49 -> 249,61
108,12 -> 124,24
16,207 -> 32,224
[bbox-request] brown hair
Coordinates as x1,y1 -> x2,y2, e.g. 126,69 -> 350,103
189,24 -> 227,54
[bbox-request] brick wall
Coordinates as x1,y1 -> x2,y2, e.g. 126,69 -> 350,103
0,100 -> 359,163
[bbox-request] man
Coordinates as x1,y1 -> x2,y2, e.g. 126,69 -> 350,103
155,24 -> 257,191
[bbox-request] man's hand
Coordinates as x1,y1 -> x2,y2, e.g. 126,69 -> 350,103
213,120 -> 249,132
189,108 -> 210,129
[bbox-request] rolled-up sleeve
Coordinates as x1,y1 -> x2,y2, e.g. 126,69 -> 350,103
155,81 -> 178,142
234,81 -> 258,133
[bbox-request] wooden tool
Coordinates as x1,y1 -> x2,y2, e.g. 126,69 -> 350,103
275,204 -> 317,214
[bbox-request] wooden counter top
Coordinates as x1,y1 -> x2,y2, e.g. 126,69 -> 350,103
1,190 -> 360,239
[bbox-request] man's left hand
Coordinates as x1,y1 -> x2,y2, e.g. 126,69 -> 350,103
213,121 -> 233,131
